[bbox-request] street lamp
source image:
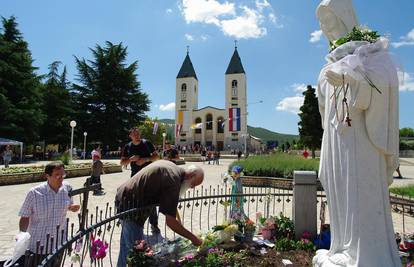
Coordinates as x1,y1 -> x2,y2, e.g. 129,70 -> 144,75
242,133 -> 249,158
83,132 -> 88,159
162,132 -> 167,157
70,120 -> 77,161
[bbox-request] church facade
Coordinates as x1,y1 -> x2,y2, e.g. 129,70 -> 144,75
174,47 -> 248,151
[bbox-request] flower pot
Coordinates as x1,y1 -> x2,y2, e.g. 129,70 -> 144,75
244,231 -> 254,241
261,228 -> 272,240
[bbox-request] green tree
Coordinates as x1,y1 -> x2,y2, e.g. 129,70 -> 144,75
0,16 -> 44,143
298,85 -> 323,158
400,127 -> 414,138
40,61 -> 74,150
73,41 -> 150,148
138,117 -> 167,146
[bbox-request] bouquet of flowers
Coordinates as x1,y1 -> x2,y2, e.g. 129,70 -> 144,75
213,223 -> 240,243
126,240 -> 156,267
256,212 -> 276,240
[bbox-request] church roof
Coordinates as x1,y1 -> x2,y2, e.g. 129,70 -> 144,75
225,48 -> 245,75
177,53 -> 198,80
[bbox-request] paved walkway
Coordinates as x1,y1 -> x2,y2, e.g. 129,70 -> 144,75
1,157 -> 414,262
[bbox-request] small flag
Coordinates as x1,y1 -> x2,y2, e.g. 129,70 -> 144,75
152,122 -> 158,135
191,123 -> 203,129
175,124 -> 182,137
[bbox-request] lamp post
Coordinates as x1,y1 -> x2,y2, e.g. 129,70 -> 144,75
162,132 -> 167,157
83,132 -> 88,159
70,120 -> 77,161
242,133 -> 249,158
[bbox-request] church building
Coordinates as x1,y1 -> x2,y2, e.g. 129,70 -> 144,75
174,46 -> 248,151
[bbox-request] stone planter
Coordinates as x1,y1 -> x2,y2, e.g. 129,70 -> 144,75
0,165 -> 122,186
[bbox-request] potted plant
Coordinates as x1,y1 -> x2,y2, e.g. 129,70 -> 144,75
126,240 -> 156,267
244,219 -> 256,241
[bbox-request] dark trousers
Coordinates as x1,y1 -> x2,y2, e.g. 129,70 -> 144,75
149,207 -> 158,226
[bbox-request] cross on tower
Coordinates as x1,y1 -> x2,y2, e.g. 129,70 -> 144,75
186,45 -> 189,55
234,40 -> 238,49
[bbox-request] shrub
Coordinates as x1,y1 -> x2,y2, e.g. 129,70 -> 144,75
60,151 -> 71,165
230,152 -> 319,178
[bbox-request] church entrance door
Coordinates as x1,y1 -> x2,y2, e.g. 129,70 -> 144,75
216,141 -> 224,151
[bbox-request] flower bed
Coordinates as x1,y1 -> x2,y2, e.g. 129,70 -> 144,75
126,214 -> 319,267
0,162 -> 122,186
230,153 -> 319,178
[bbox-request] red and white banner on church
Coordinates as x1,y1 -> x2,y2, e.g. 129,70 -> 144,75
228,108 -> 241,132
175,124 -> 182,137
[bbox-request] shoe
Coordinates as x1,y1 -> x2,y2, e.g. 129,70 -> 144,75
151,225 -> 161,234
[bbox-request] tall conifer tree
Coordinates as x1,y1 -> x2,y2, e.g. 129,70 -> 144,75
73,41 -> 150,148
298,85 -> 323,158
0,16 -> 43,143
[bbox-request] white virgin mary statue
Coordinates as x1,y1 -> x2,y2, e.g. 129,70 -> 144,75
313,0 -> 401,266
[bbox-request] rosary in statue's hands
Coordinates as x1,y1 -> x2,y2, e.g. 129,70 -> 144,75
325,70 -> 356,87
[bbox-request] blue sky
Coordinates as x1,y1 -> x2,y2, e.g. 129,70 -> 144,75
2,0 -> 413,134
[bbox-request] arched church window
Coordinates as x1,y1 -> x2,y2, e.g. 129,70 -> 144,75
232,87 -> 237,96
194,85 -> 197,93
195,117 -> 201,134
206,114 -> 213,130
217,117 -> 224,133
181,83 -> 187,91
232,80 -> 237,88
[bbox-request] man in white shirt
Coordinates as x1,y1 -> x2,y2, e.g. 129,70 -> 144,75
17,162 -> 80,265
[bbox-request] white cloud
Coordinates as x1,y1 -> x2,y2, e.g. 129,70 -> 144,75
276,96 -> 304,114
268,13 -> 276,24
185,33 -> 194,41
159,102 -> 176,111
201,35 -> 208,41
179,0 -> 279,39
399,72 -> 414,91
181,0 -> 235,26
392,28 -> 414,48
221,6 -> 266,39
291,83 -> 308,93
166,8 -> 173,13
309,30 -> 323,43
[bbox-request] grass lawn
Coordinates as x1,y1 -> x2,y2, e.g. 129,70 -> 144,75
230,152 -> 319,178
390,185 -> 414,198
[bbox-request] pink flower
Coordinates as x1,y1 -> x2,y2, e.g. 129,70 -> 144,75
302,231 -> 312,240
90,234 -> 108,260
145,250 -> 154,257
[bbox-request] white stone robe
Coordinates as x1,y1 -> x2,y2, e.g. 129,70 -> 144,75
314,40 -> 401,267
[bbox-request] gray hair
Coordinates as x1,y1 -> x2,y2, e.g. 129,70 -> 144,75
186,164 -> 204,178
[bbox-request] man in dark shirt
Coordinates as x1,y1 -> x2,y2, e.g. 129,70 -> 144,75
115,160 -> 204,267
120,128 -> 160,233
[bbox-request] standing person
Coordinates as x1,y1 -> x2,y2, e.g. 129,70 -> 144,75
17,162 -> 80,266
2,145 -> 13,168
115,160 -> 204,267
120,127 -> 160,234
91,153 -> 105,195
237,150 -> 242,161
163,141 -> 180,162
91,145 -> 101,159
